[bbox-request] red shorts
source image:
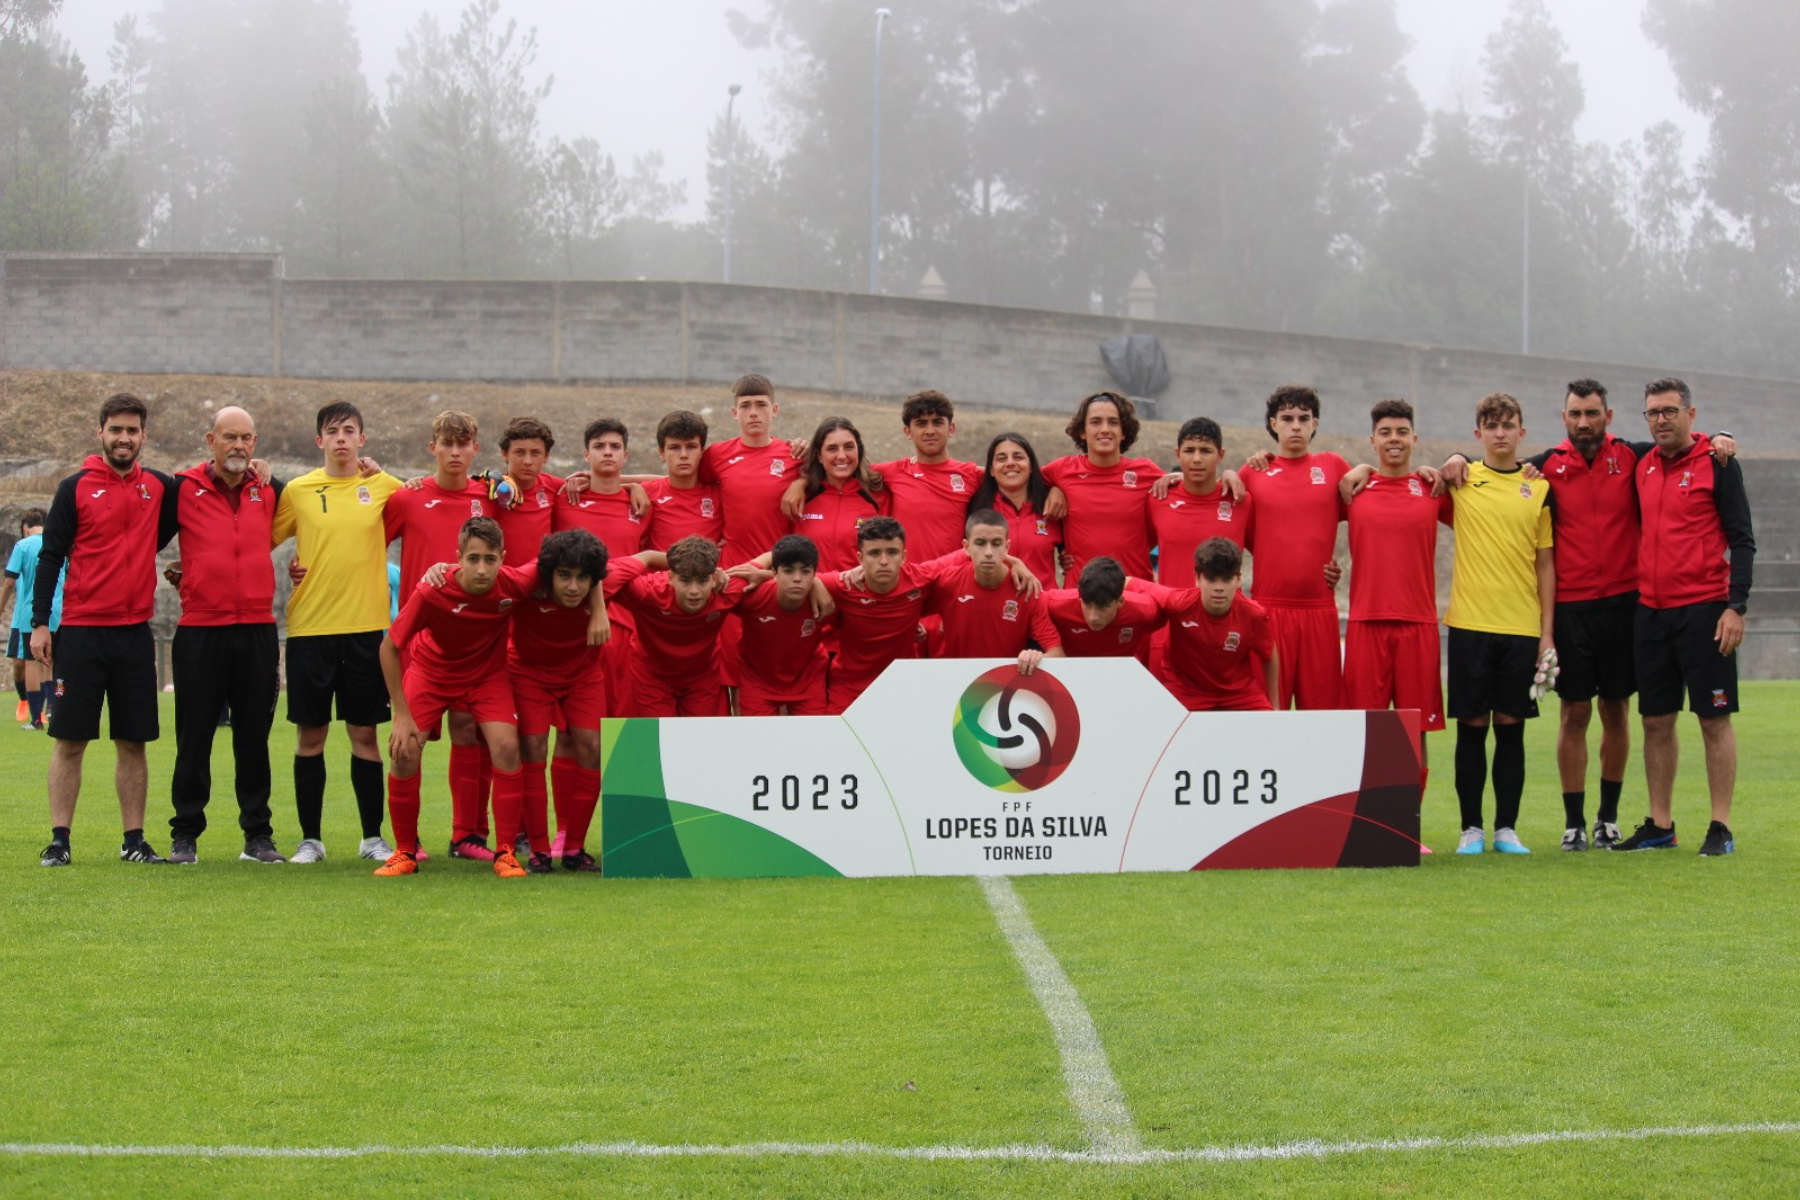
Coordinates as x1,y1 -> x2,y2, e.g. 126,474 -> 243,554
717,612 -> 743,690
630,663 -> 727,717
825,670 -> 873,716
1343,620 -> 1445,731
512,662 -> 606,736
1163,673 -> 1273,712
738,669 -> 829,716
1265,605 -> 1342,710
404,668 -> 515,733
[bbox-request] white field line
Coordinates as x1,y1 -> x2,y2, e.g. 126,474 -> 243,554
3,1123 -> 1797,1165
978,874 -> 1140,1156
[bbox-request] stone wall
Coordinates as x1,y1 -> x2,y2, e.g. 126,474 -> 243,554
5,252 -> 1797,448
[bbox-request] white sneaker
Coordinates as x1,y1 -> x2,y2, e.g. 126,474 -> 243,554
1456,827 -> 1485,855
290,838 -> 327,864
359,836 -> 393,861
1493,827 -> 1531,855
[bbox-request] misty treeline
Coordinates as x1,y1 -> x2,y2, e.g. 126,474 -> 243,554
4,0 -> 1799,382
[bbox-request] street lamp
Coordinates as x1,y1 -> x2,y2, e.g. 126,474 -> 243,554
868,7 -> 891,294
724,82 -> 741,285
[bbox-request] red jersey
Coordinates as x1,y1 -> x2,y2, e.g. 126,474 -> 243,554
1536,436 -> 1642,602
172,463 -> 280,626
1149,483 -> 1251,588
1162,589 -> 1275,710
36,455 -> 177,627
701,437 -> 803,567
735,580 -> 830,695
1346,472 -> 1440,624
818,559 -> 947,688
924,557 -> 1060,658
1636,434 -> 1755,610
506,556 -> 646,683
492,472 -> 562,566
552,485 -> 647,557
793,481 -> 888,572
875,458 -> 984,560
642,477 -> 725,551
991,493 -> 1063,587
1242,452 -> 1347,608
389,568 -> 532,691
1041,455 -> 1162,580
1043,587 -> 1167,659
384,478 -> 492,595
614,572 -> 748,676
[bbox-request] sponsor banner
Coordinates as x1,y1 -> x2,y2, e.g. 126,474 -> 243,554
601,660 -> 1420,878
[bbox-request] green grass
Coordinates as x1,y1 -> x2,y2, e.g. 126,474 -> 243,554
3,688 -> 1798,1196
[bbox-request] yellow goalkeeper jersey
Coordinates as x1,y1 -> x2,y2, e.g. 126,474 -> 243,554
272,469 -> 403,637
1444,460 -> 1553,639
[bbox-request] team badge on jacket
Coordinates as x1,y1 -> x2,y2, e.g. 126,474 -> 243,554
1224,631 -> 1241,652
701,497 -> 715,518
1002,600 -> 1019,622
1122,471 -> 1138,488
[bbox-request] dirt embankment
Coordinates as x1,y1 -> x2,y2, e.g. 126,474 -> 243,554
0,370 -> 1481,493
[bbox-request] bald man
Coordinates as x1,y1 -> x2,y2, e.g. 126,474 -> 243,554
163,407 -> 288,864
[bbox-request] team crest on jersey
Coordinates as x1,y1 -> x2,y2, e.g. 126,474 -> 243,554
629,509 -> 642,523
798,512 -> 822,522
1407,478 -> 1423,497
1224,631 -> 1241,652
770,459 -> 786,476
536,488 -> 550,508
1519,483 -> 1533,499
1310,466 -> 1326,485
1002,600 -> 1019,622
1679,470 -> 1692,488
801,618 -> 817,637
357,486 -> 372,505
907,589 -> 922,601
472,499 -> 485,517
1118,626 -> 1135,644
701,497 -> 716,519
1712,688 -> 1729,708
1123,470 -> 1139,488
950,473 -> 966,493
1035,518 -> 1049,536
1217,501 -> 1234,520
137,482 -> 152,501
497,599 -> 512,613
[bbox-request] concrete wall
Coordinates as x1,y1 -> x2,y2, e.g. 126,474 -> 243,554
6,252 -> 1798,448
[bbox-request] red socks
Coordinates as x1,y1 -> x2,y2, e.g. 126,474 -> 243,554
490,765 -> 524,854
448,744 -> 481,843
387,772 -> 422,855
557,761 -> 602,854
522,760 -> 550,847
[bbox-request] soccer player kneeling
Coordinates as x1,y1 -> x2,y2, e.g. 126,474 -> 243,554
612,536 -> 748,716
376,518 -> 539,878
1159,538 -> 1278,711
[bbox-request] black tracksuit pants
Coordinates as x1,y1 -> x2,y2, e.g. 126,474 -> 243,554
169,624 -> 279,842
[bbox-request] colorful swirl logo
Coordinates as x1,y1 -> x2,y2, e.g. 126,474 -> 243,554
952,666 -> 1081,792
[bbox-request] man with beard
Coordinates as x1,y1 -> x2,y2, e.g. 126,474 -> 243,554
33,393 -> 180,867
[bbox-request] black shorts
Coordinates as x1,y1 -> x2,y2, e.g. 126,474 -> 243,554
1552,593 -> 1637,703
285,632 -> 390,728
1447,627 -> 1540,721
46,623 -> 160,743
8,628 -> 30,659
1635,602 -> 1739,718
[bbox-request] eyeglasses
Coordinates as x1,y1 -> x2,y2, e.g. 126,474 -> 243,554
1643,407 -> 1684,422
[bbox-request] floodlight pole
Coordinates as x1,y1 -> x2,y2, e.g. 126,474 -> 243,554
869,7 -> 892,294
724,83 -> 741,285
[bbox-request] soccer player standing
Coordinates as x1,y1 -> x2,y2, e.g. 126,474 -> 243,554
3,509 -> 61,730
1343,400 -> 1445,756
1238,386 -> 1348,710
1442,393 -> 1555,856
554,417 -> 649,718
32,393 -> 179,867
613,536 -> 749,716
644,411 -> 725,551
813,517 -> 938,714
1149,417 -> 1252,587
165,406 -> 287,865
792,418 -> 889,571
1042,391 -> 1163,581
385,411 -> 498,861
490,416 -> 564,565
967,434 -> 1062,587
733,535 -> 833,716
871,390 -> 987,561
271,401 -> 404,864
1616,379 -> 1755,856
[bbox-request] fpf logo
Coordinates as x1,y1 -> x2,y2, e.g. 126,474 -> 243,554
951,666 -> 1081,793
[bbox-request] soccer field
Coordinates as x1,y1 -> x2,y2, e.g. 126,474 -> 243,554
3,689 -> 1798,1197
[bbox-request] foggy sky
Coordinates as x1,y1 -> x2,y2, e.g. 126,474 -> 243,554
54,0 -> 1705,223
